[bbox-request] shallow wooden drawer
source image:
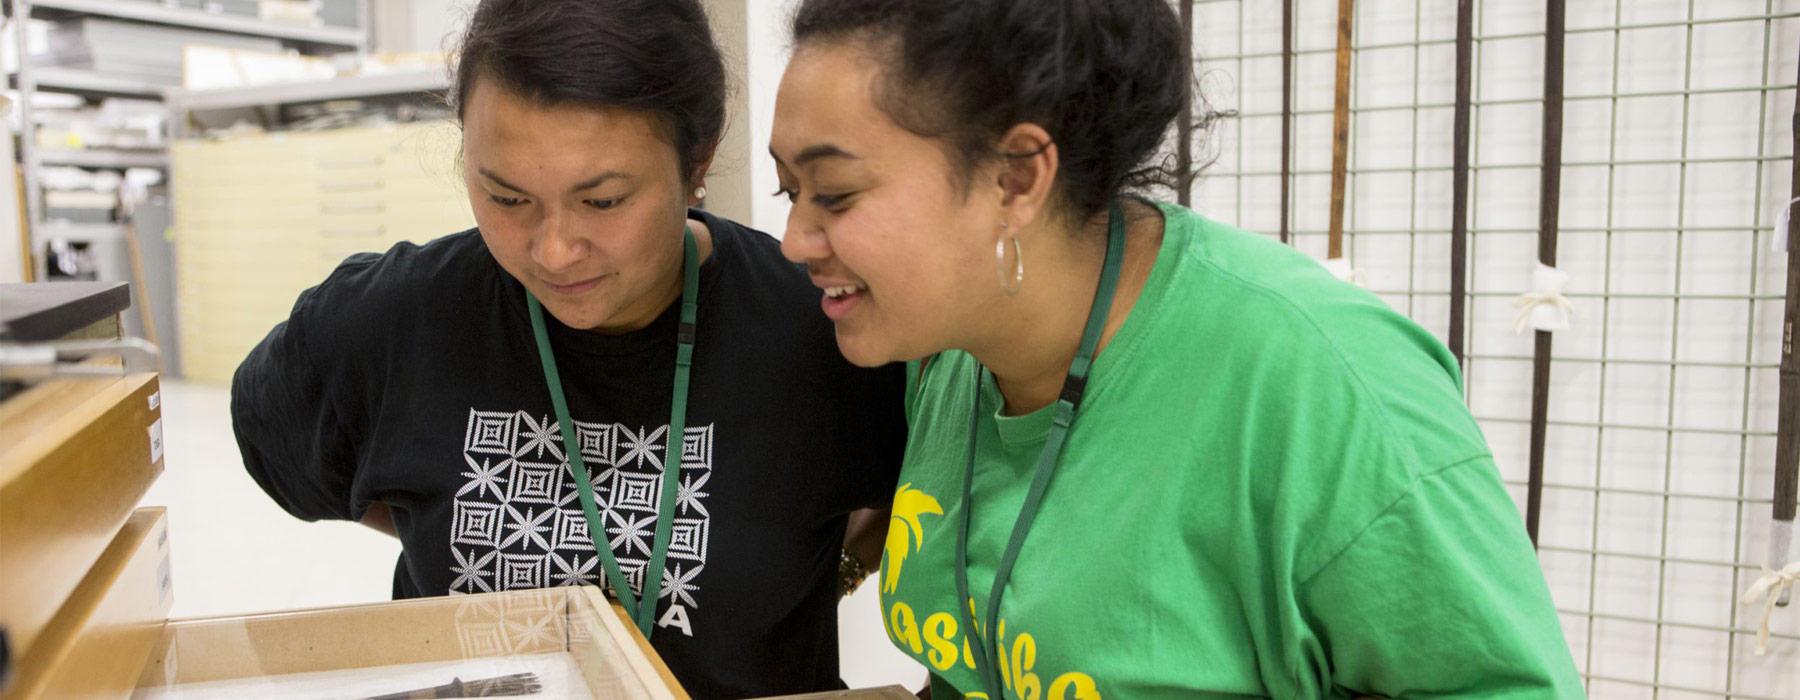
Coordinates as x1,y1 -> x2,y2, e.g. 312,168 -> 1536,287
1,508 -> 172,700
0,374 -> 164,666
764,688 -> 917,699
131,587 -> 687,700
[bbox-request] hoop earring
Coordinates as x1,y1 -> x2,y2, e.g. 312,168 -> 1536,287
996,224 -> 1023,296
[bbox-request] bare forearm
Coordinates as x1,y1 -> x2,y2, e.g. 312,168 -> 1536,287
359,501 -> 398,538
844,507 -> 887,570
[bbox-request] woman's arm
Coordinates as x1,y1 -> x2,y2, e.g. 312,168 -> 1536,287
845,507 -> 888,572
841,507 -> 888,598
1300,458 -> 1584,699
359,502 -> 398,538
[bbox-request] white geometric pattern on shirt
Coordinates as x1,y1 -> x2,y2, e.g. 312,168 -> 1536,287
451,409 -> 714,621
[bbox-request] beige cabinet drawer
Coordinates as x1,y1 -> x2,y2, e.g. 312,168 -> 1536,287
172,176 -> 466,206
173,124 -> 461,185
174,197 -> 470,230
173,121 -> 473,384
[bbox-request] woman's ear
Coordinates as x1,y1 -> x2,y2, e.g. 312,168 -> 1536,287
689,140 -> 721,204
995,123 -> 1059,231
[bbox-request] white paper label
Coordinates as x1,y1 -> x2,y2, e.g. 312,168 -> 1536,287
1527,263 -> 1573,332
157,553 -> 174,608
1319,257 -> 1367,287
1777,203 -> 1792,253
148,391 -> 160,412
148,418 -> 164,463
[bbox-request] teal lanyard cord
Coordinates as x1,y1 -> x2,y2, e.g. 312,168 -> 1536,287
526,226 -> 699,640
955,203 -> 1127,699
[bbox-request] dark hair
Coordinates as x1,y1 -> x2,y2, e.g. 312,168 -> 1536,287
451,0 -> 726,182
793,0 -> 1214,223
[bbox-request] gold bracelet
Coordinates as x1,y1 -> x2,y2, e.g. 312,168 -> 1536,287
839,548 -> 871,597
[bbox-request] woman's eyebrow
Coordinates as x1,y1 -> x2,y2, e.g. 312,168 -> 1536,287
570,171 -> 631,192
478,168 -> 630,195
769,144 -> 860,166
479,168 -> 532,195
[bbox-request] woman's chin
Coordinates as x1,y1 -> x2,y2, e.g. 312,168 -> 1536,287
834,328 -> 899,368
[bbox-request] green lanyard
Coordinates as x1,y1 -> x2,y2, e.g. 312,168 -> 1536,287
526,226 -> 699,640
955,203 -> 1126,699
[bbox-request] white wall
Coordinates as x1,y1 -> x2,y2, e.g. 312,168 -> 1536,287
744,0 -> 798,237
372,0 -> 472,54
1193,1 -> 1798,698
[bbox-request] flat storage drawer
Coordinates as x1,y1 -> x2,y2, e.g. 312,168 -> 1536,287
130,587 -> 685,700
0,374 -> 164,666
1,508 -> 173,700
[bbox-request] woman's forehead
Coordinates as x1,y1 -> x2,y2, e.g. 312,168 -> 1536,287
462,82 -> 680,176
774,45 -> 909,164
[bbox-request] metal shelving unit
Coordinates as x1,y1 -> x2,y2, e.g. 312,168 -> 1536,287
7,0 -> 370,268
15,66 -> 169,98
30,0 -> 365,48
7,0 -> 372,378
36,148 -> 169,169
164,68 -> 447,131
34,221 -> 124,239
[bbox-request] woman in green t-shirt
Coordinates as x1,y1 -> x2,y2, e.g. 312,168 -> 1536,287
769,1 -> 1586,699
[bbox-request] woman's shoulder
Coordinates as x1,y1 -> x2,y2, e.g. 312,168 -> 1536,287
293,228 -> 500,341
1144,205 -> 1490,480
692,210 -> 829,314
697,210 -> 805,277
1147,204 -> 1445,376
311,228 -> 489,293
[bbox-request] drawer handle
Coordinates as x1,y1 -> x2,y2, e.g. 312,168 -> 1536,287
317,157 -> 384,169
320,203 -> 385,215
320,226 -> 386,238
319,179 -> 384,192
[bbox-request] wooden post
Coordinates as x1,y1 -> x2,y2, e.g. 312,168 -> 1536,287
1526,0 -> 1567,547
1328,0 -> 1355,260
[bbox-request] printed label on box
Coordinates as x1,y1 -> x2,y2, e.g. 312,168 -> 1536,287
148,418 -> 164,463
158,553 -> 174,609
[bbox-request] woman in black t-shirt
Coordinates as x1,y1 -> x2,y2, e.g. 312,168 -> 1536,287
229,1 -> 904,698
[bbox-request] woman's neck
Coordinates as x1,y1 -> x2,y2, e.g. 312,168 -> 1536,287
969,201 -> 1164,416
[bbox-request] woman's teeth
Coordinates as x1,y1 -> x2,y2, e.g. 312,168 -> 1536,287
823,284 -> 866,298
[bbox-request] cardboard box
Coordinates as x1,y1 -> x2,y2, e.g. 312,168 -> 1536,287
0,373 -> 164,664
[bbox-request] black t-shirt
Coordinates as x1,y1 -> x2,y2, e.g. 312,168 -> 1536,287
231,211 -> 906,699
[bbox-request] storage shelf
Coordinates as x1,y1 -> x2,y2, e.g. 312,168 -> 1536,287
166,69 -> 447,112
30,0 -> 363,47
16,67 -> 170,98
34,222 -> 126,241
37,148 -> 169,169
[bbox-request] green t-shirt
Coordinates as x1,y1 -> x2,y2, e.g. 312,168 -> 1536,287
879,203 -> 1583,700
